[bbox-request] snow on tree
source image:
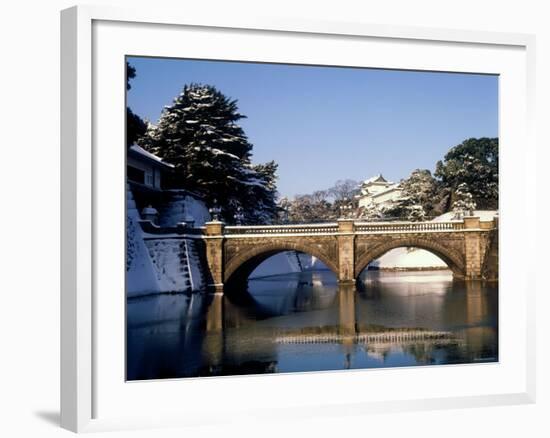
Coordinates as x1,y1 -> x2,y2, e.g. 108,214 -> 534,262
402,169 -> 436,209
242,160 -> 279,224
138,83 -> 278,223
404,204 -> 426,221
357,202 -> 385,221
282,191 -> 334,223
435,137 -> 498,210
278,181 -> 361,224
382,169 -> 436,221
276,196 -> 292,223
451,182 -> 477,219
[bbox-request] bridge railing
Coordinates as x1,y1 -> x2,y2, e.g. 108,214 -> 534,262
354,221 -> 465,233
141,218 -> 480,238
224,223 -> 339,235
223,221 -> 466,235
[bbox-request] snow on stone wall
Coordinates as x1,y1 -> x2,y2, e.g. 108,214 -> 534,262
299,254 -> 328,271
250,252 -> 303,278
144,239 -> 189,292
250,252 -> 330,278
127,185 -> 162,296
142,238 -> 205,293
157,191 -> 210,227
127,186 -> 209,296
184,239 -> 205,291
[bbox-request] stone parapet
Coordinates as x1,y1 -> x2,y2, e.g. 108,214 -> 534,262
205,220 -> 224,236
337,219 -> 355,233
463,216 -> 481,229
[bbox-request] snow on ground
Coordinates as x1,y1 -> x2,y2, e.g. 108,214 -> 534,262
370,210 -> 498,271
372,247 -> 447,269
250,252 -> 335,278
250,246 -> 448,278
432,210 -> 498,222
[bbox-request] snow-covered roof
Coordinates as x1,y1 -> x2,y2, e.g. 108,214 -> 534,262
128,145 -> 175,169
362,174 -> 392,186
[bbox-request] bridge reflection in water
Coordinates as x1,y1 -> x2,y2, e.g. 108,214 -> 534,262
126,270 -> 498,380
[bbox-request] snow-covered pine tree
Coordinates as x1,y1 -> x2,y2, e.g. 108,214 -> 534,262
383,169 -> 436,221
244,161 -> 279,224
451,182 -> 477,219
139,84 -> 278,223
357,202 -> 384,221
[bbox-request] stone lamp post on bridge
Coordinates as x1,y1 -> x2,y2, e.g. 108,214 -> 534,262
233,206 -> 244,225
205,199 -> 225,294
208,199 -> 222,222
339,197 -> 354,220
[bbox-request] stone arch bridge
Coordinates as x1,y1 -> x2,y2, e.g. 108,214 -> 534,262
202,216 -> 498,293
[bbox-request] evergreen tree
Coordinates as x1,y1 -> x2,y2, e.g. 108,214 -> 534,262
127,107 -> 147,148
435,137 -> 498,210
383,169 -> 436,221
245,161 -> 279,223
126,62 -> 147,147
126,62 -> 136,90
451,182 -> 477,219
357,203 -> 384,221
139,83 -> 278,223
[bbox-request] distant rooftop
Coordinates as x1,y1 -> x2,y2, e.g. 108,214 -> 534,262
362,174 -> 393,185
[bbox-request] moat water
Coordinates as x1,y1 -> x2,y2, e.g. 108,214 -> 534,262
126,270 -> 498,380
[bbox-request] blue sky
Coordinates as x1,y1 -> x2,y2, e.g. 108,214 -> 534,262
127,57 -> 498,198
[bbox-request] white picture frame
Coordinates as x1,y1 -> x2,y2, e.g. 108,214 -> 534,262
60,4 -> 536,433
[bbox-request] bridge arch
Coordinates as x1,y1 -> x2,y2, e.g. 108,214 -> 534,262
354,237 -> 466,279
224,241 -> 339,286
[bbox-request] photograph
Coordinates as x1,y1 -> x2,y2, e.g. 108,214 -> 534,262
125,56 -> 499,381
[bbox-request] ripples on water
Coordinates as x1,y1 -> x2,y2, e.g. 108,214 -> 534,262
126,270 -> 498,380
